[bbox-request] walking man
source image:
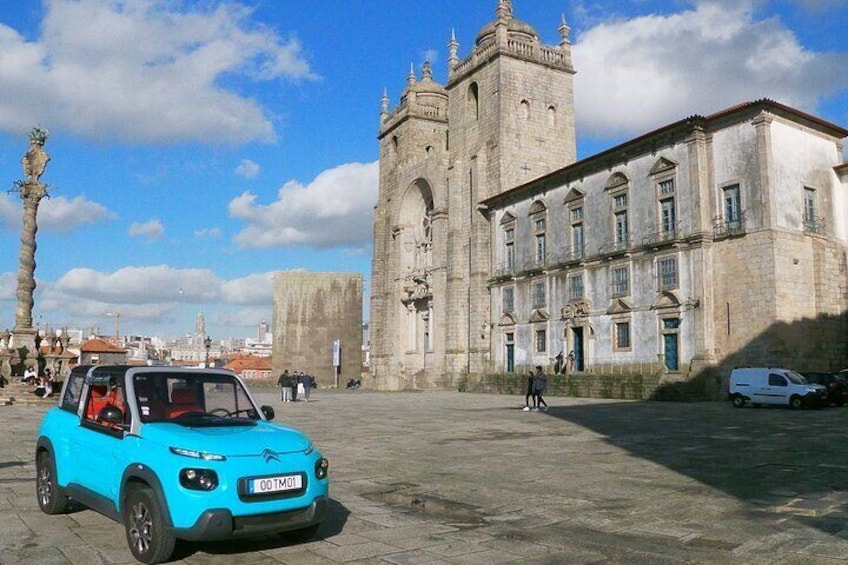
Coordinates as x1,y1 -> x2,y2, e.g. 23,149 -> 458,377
522,370 -> 536,411
533,365 -> 549,412
301,372 -> 314,402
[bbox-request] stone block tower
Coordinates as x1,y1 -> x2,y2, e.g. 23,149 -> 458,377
370,1 -> 577,389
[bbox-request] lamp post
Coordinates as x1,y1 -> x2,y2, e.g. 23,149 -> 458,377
204,335 -> 212,368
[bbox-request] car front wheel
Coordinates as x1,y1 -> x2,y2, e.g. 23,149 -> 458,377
124,485 -> 176,564
789,395 -> 803,409
36,451 -> 69,514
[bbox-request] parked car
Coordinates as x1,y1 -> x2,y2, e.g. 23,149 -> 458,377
36,365 -> 329,564
800,372 -> 847,406
728,367 -> 826,408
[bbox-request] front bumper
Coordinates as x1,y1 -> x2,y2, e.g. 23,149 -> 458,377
171,496 -> 327,541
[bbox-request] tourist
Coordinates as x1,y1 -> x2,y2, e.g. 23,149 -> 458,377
291,372 -> 300,402
296,374 -> 306,401
522,370 -> 536,411
277,370 -> 292,402
301,372 -> 314,402
22,365 -> 36,385
533,365 -> 548,412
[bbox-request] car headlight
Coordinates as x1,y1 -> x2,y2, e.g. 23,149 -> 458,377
169,446 -> 227,461
315,457 -> 329,480
180,468 -> 219,491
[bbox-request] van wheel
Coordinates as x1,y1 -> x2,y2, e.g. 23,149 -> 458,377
732,395 -> 745,408
789,395 -> 803,409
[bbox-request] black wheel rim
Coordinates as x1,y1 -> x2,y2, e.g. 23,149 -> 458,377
37,459 -> 52,507
128,500 -> 153,555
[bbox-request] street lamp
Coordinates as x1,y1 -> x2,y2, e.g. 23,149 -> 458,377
204,335 -> 212,368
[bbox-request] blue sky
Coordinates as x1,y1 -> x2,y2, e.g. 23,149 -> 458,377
0,0 -> 846,340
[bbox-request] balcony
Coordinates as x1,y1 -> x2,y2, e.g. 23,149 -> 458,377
491,261 -> 515,280
642,223 -> 681,249
803,215 -> 826,235
713,213 -> 747,239
598,236 -> 633,257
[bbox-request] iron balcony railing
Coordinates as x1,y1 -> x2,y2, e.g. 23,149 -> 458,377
713,212 -> 747,238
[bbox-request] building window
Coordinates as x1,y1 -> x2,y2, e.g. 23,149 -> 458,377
535,329 -> 547,353
614,193 -> 628,209
568,274 -> 584,300
611,266 -> 629,297
502,286 -> 514,312
658,257 -> 678,290
659,179 -> 674,195
505,227 -> 515,271
468,82 -> 479,120
803,186 -> 822,233
614,321 -> 631,350
532,281 -> 546,308
660,197 -> 676,236
723,184 -> 741,224
615,211 -> 629,248
534,218 -> 546,264
570,205 -> 584,259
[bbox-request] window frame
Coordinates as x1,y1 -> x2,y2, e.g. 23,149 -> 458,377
611,265 -> 630,298
614,320 -> 632,351
657,257 -> 678,290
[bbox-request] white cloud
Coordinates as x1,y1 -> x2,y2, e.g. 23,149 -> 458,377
572,0 -> 848,140
194,227 -> 222,239
0,0 -> 318,144
235,158 -> 261,179
129,218 -> 164,240
230,161 -> 379,249
0,193 -> 112,232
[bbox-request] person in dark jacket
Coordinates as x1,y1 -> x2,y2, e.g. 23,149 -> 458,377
533,365 -> 549,412
522,370 -> 536,411
277,370 -> 292,402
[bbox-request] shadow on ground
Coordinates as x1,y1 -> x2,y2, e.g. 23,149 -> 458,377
542,399 -> 848,535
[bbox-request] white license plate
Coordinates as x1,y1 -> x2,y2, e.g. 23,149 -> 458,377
248,474 -> 303,494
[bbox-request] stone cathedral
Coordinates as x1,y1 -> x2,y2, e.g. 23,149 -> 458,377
370,1 -> 848,392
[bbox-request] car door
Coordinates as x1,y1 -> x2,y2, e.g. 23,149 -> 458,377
69,377 -> 130,502
765,372 -> 789,405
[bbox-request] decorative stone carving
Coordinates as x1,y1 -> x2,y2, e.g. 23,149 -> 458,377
561,300 -> 590,320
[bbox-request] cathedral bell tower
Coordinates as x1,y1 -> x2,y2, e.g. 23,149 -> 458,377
370,2 -> 577,389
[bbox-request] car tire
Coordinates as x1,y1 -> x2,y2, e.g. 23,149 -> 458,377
285,523 -> 321,543
36,451 -> 69,515
124,485 -> 176,565
731,395 -> 745,408
789,395 -> 803,409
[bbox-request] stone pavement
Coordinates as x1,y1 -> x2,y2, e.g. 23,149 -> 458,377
3,389 -> 848,564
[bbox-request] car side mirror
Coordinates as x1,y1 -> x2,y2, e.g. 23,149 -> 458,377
261,405 -> 275,420
98,405 -> 124,425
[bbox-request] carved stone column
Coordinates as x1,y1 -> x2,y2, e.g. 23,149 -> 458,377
10,127 -> 51,370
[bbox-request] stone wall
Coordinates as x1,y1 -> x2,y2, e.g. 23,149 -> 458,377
272,272 -> 362,388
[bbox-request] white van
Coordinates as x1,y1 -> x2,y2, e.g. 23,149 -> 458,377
729,367 -> 826,408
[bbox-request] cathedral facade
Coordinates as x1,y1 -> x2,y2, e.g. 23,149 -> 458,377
370,1 -> 848,390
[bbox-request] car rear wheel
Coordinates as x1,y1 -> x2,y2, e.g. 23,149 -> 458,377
789,395 -> 803,409
124,485 -> 176,564
731,395 -> 745,408
36,451 -> 69,514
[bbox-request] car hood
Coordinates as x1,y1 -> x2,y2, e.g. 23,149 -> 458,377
141,421 -> 311,457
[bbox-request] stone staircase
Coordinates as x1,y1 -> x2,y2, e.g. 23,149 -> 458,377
0,379 -> 58,406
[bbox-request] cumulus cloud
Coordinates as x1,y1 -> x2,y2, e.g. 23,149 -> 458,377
235,159 -> 261,179
194,227 -> 222,239
47,265 -> 273,307
572,0 -> 848,140
229,160 -> 378,249
129,218 -> 164,240
0,0 -> 317,143
0,193 -> 112,232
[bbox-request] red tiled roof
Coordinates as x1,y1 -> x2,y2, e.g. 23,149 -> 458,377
79,338 -> 127,353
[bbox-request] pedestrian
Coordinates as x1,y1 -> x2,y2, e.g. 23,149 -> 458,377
554,351 -> 564,374
301,372 -> 313,402
277,370 -> 292,402
533,365 -> 548,412
44,368 -> 54,397
296,374 -> 306,401
567,350 -> 576,373
22,365 -> 36,385
522,370 -> 537,411
291,372 -> 299,402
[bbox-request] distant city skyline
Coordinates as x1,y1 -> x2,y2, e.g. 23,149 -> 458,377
0,1 -> 846,339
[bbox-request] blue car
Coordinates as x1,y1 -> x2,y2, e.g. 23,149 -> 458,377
35,365 -> 329,564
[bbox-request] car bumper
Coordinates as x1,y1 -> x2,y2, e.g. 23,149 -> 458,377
171,495 -> 328,541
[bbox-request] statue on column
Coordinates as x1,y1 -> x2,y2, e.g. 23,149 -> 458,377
9,126 -> 52,372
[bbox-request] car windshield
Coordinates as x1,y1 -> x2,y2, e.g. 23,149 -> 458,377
786,371 -> 808,385
134,371 -> 259,426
